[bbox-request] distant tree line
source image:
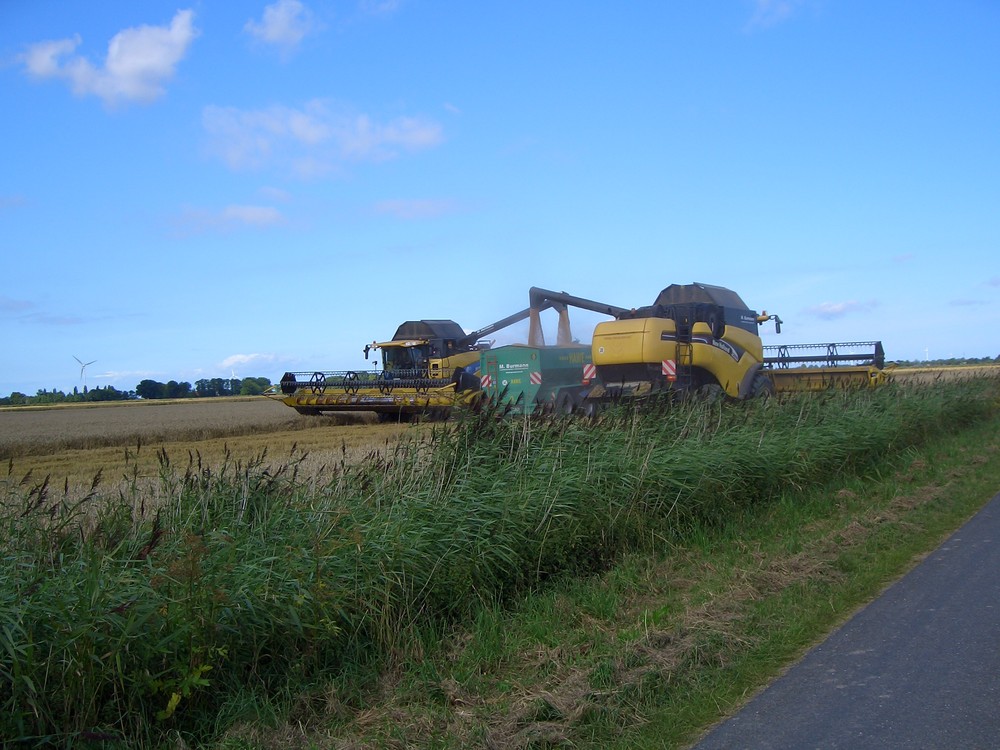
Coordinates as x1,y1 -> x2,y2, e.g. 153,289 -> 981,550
135,377 -> 272,400
0,377 -> 272,407
893,355 -> 1000,367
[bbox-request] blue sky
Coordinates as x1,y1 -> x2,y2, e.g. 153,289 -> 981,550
1,1 -> 998,396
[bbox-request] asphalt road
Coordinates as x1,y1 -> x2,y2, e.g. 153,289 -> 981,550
691,492 -> 1000,750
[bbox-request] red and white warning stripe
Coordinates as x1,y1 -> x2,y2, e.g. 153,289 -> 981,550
481,374 -> 493,388
529,371 -> 543,385
582,363 -> 596,383
662,359 -> 677,381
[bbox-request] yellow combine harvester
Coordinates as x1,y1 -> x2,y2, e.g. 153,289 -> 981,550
524,283 -> 885,407
270,282 -> 886,419
267,305 -> 557,420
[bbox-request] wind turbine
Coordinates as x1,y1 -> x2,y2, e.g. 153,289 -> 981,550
74,355 -> 96,390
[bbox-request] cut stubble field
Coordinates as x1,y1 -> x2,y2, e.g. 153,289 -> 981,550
0,397 -> 415,493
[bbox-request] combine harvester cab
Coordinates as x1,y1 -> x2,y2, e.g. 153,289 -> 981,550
267,308 -> 552,421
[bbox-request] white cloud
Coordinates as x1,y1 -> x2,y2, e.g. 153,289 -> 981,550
745,0 -> 803,31
374,198 -> 457,219
19,10 -> 198,106
0,195 -> 27,212
202,100 -> 444,175
245,0 -> 317,54
100,369 -> 158,383
0,295 -> 34,313
220,204 -> 284,226
220,353 -> 277,369
360,0 -> 402,15
258,186 -> 293,202
804,300 -> 878,320
173,204 -> 285,234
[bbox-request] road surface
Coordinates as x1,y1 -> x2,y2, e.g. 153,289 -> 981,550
692,492 -> 1000,749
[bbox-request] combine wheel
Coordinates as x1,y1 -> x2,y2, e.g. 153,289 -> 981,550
308,372 -> 326,394
749,372 -> 775,399
694,383 -> 726,403
420,407 -> 451,422
343,371 -> 359,394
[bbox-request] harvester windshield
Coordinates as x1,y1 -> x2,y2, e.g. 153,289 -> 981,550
379,342 -> 430,371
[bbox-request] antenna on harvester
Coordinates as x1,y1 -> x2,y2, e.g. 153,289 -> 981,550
74,355 -> 96,389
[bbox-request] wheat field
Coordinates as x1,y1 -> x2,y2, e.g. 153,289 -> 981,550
1,397 -> 414,493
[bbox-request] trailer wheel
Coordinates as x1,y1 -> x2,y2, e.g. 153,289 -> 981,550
555,390 -> 579,416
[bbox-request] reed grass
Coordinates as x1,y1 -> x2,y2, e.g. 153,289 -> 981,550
1,378 -> 996,747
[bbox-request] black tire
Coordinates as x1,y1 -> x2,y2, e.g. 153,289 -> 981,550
554,390 -> 578,416
750,373 -> 775,399
694,383 -> 726,402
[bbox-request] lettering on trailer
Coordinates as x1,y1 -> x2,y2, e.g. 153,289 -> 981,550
481,374 -> 493,388
662,359 -> 677,381
529,371 -> 543,385
582,363 -> 596,383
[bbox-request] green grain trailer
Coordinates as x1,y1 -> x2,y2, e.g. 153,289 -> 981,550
480,344 -> 594,415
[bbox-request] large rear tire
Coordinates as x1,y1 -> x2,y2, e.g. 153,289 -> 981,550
750,373 -> 774,399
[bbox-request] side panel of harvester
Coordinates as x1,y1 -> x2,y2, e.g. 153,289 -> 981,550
480,344 -> 592,415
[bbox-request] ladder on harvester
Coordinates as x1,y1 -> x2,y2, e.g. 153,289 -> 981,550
673,305 -> 695,392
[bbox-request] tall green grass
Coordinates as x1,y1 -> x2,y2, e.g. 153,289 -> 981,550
1,379 -> 996,746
